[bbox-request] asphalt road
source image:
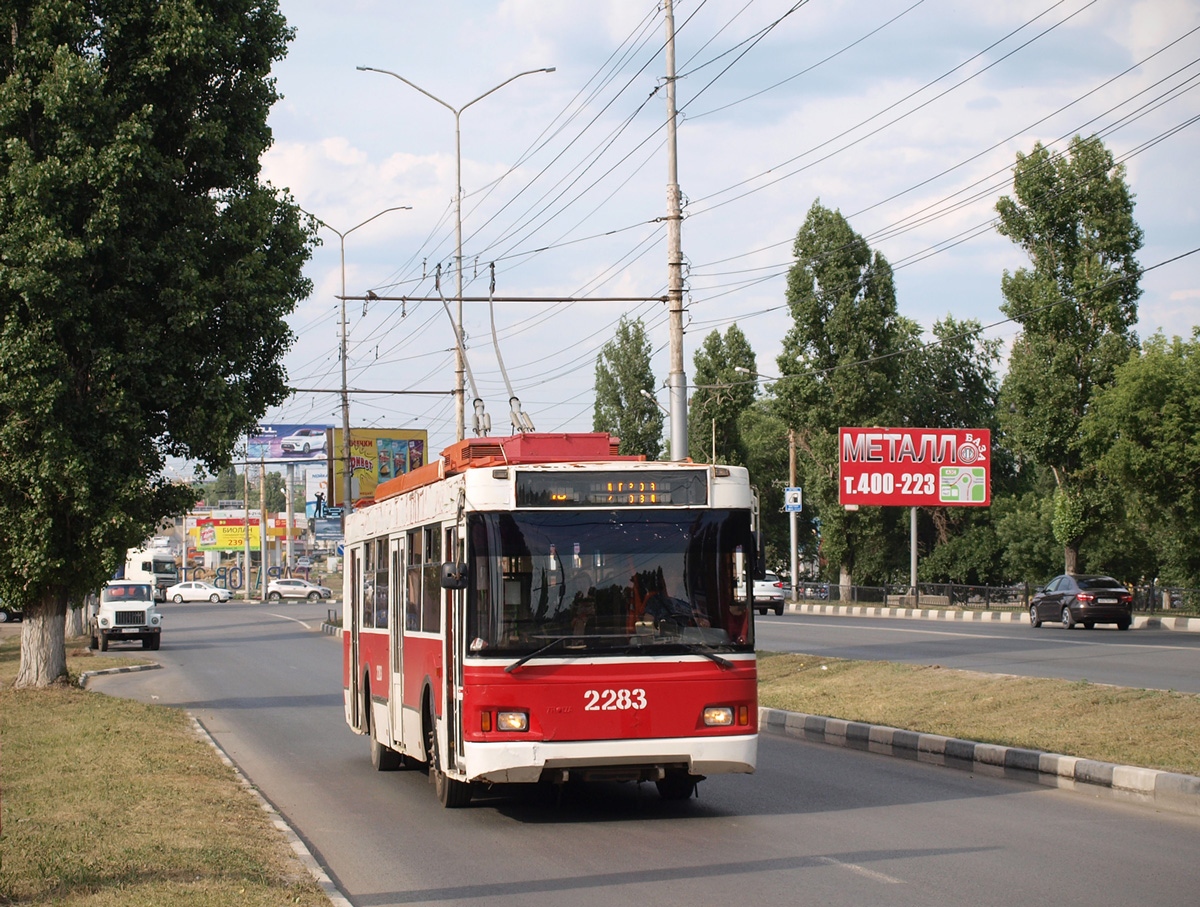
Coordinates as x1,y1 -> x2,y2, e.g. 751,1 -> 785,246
754,612 -> 1200,692
87,602 -> 1200,907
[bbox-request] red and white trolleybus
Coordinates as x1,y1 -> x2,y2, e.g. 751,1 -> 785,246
342,432 -> 758,807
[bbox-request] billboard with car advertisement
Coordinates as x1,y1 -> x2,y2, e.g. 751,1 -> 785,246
329,428 -> 428,507
839,427 -> 991,507
248,424 -> 332,460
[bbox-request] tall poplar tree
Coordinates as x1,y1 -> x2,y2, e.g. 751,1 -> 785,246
773,201 -> 907,587
996,135 -> 1142,574
0,2 -> 316,687
688,324 -> 757,465
593,315 -> 663,459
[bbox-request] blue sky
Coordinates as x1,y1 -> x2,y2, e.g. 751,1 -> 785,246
259,0 -> 1200,457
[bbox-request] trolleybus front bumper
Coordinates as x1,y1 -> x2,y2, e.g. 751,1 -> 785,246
461,734 -> 757,785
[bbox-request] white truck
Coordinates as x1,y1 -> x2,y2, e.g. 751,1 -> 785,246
119,547 -> 180,602
89,581 -> 163,651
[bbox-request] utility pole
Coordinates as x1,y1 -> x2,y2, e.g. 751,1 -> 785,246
260,455 -> 268,603
789,429 -> 798,594
664,0 -> 688,462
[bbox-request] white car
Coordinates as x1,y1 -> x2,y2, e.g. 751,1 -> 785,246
267,578 -> 332,601
164,581 -> 233,603
736,571 -> 786,616
280,428 -> 327,455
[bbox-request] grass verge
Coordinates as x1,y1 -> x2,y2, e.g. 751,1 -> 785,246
0,631 -> 330,907
758,650 -> 1200,776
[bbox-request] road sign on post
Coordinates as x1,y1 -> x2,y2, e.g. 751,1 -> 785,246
784,488 -> 803,512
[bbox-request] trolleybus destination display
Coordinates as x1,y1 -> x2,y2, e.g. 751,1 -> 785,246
839,427 -> 991,507
515,469 -> 709,507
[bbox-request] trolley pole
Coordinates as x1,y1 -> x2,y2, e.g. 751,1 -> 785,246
664,0 -> 688,462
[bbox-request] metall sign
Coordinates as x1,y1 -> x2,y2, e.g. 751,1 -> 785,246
839,428 -> 991,507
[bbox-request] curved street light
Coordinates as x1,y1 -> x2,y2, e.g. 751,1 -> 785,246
356,65 -> 556,441
301,205 -> 412,518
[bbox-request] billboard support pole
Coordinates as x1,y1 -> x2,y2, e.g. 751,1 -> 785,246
285,463 -> 295,571
911,506 -> 918,604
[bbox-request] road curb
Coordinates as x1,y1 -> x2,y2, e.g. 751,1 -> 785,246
759,706 -> 1200,818
187,715 -> 354,907
784,602 -> 1200,631
78,662 -> 161,687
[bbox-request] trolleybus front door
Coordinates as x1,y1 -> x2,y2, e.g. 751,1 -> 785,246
389,536 -> 404,749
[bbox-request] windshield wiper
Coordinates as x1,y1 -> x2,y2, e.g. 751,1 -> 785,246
505,636 -> 574,673
679,643 -> 734,670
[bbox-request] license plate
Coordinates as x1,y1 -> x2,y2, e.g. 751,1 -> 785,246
1098,597 -> 1117,604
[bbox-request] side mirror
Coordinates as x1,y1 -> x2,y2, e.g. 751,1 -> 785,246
440,562 -> 469,590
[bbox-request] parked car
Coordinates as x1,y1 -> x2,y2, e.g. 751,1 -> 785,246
164,581 -> 232,603
1029,574 -> 1133,630
736,571 -> 786,616
280,428 -> 327,455
0,600 -> 22,622
267,578 -> 332,601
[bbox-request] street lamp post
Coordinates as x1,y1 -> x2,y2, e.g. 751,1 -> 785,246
303,206 -> 411,522
356,65 -> 555,442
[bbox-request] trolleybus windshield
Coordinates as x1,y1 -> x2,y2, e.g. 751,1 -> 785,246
465,509 -> 754,656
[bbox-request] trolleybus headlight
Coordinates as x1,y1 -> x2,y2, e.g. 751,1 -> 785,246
497,711 -> 529,732
703,706 -> 734,727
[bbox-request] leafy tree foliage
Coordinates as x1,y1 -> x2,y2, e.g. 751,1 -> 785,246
1084,331 -> 1200,586
593,315 -> 663,459
771,201 -> 908,586
0,2 -> 315,687
688,324 -> 757,465
996,135 -> 1142,574
899,316 -> 1006,584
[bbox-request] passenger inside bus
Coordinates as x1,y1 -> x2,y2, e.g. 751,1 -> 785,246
568,570 -> 596,640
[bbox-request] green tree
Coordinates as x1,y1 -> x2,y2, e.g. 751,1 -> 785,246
0,2 -> 315,687
995,135 -> 1142,574
898,316 -> 1006,584
772,201 -> 908,587
593,316 -> 663,459
688,324 -> 757,465
1084,331 -> 1200,586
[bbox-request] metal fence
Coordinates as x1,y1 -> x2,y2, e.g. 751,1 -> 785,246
790,582 -> 1200,615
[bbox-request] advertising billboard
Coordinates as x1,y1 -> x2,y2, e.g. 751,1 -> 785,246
305,466 -> 329,520
329,428 -> 429,507
248,424 -> 332,461
839,428 -> 991,507
193,513 -> 308,551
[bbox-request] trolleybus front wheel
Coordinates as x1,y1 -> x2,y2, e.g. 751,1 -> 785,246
427,721 -> 472,808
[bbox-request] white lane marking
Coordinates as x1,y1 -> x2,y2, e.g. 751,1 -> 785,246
268,612 -> 312,630
816,855 -> 904,884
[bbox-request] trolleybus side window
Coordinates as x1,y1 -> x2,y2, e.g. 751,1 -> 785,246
373,538 -> 389,629
406,530 -> 422,631
362,541 -> 375,629
422,525 -> 441,632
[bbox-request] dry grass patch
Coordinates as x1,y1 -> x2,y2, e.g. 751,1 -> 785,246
0,632 -> 330,906
758,651 -> 1200,777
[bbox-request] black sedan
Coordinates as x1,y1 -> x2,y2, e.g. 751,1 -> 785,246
1029,574 -> 1133,630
